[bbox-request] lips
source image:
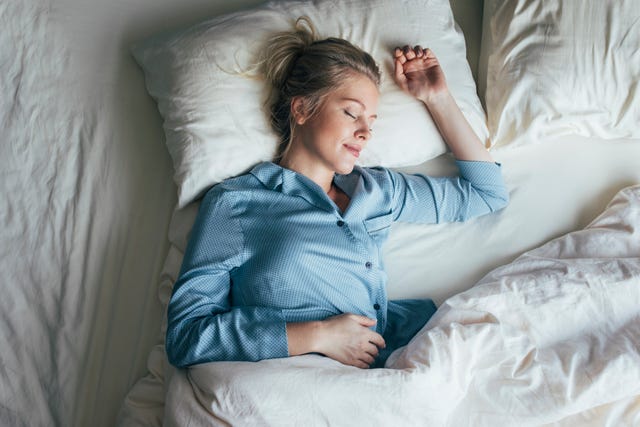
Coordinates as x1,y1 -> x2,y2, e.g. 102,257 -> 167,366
344,144 -> 362,158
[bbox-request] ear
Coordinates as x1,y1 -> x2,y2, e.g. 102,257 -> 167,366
291,97 -> 309,125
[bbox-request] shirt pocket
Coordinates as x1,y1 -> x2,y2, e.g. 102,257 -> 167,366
364,212 -> 393,245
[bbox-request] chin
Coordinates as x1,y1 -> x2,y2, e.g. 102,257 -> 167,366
334,162 -> 356,175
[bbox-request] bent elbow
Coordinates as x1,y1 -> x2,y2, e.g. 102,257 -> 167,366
491,188 -> 510,212
476,186 -> 509,216
165,345 -> 184,369
165,323 -> 191,369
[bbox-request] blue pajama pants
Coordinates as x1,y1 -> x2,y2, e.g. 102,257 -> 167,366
373,298 -> 438,368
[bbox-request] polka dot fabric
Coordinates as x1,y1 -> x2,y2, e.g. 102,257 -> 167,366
165,161 -> 508,368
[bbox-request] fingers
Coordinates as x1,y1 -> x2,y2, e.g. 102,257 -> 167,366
361,328 -> 386,368
393,52 -> 408,90
352,340 -> 381,369
320,314 -> 387,369
355,360 -> 372,369
401,45 -> 416,60
345,316 -> 386,369
349,314 -> 377,327
360,348 -> 377,367
368,331 -> 386,351
394,45 -> 433,62
394,57 -> 408,88
347,315 -> 386,352
394,47 -> 406,64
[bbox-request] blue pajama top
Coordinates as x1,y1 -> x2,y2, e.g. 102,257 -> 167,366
166,160 -> 508,368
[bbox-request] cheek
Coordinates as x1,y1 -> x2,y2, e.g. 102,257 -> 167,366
303,110 -> 355,148
313,118 -> 349,142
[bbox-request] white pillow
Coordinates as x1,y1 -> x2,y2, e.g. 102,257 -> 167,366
482,0 -> 640,147
132,0 -> 488,208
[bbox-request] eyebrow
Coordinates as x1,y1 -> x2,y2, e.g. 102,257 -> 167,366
342,98 -> 378,119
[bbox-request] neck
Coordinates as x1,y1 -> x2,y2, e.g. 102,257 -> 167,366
279,151 -> 334,194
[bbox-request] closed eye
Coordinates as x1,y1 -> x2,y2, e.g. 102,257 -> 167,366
345,109 -> 374,132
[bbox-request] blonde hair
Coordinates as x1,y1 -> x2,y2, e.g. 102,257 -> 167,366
260,17 -> 381,162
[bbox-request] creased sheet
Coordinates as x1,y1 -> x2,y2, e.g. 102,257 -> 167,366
1,0 -> 175,426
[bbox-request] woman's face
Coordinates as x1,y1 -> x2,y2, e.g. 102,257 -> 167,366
292,73 -> 380,176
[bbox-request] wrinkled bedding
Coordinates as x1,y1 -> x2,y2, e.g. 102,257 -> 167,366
120,135 -> 640,425
1,1 -> 176,426
163,185 -> 640,426
3,0 -> 640,426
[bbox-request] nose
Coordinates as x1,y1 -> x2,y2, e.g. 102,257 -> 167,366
355,125 -> 372,141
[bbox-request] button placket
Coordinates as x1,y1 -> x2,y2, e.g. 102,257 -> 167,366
334,216 -> 358,245
335,212 -> 383,319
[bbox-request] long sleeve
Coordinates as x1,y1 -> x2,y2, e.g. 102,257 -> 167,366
165,187 -> 289,368
388,160 -> 509,223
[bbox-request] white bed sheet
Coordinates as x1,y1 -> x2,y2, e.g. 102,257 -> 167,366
1,0 -> 185,425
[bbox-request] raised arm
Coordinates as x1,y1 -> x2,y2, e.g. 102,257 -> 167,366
388,45 -> 508,223
393,45 -> 493,162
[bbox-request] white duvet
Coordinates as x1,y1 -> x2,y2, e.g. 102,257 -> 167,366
163,185 -> 640,426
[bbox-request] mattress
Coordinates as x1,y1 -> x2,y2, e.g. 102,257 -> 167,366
1,0 -> 639,426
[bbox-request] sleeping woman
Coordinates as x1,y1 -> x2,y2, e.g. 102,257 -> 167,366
165,18 -> 509,369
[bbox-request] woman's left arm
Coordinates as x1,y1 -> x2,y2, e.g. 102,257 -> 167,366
393,45 -> 493,162
388,45 -> 508,223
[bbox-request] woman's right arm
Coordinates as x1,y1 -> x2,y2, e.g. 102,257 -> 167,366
165,188 -> 289,368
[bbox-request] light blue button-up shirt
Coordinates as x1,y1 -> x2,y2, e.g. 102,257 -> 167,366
166,160 -> 508,368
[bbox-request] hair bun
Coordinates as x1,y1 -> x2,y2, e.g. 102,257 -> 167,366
261,17 -> 317,90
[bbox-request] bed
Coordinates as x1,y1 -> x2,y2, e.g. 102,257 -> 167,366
1,0 -> 639,426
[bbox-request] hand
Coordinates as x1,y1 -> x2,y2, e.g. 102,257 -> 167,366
393,45 -> 448,105
315,314 -> 386,369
